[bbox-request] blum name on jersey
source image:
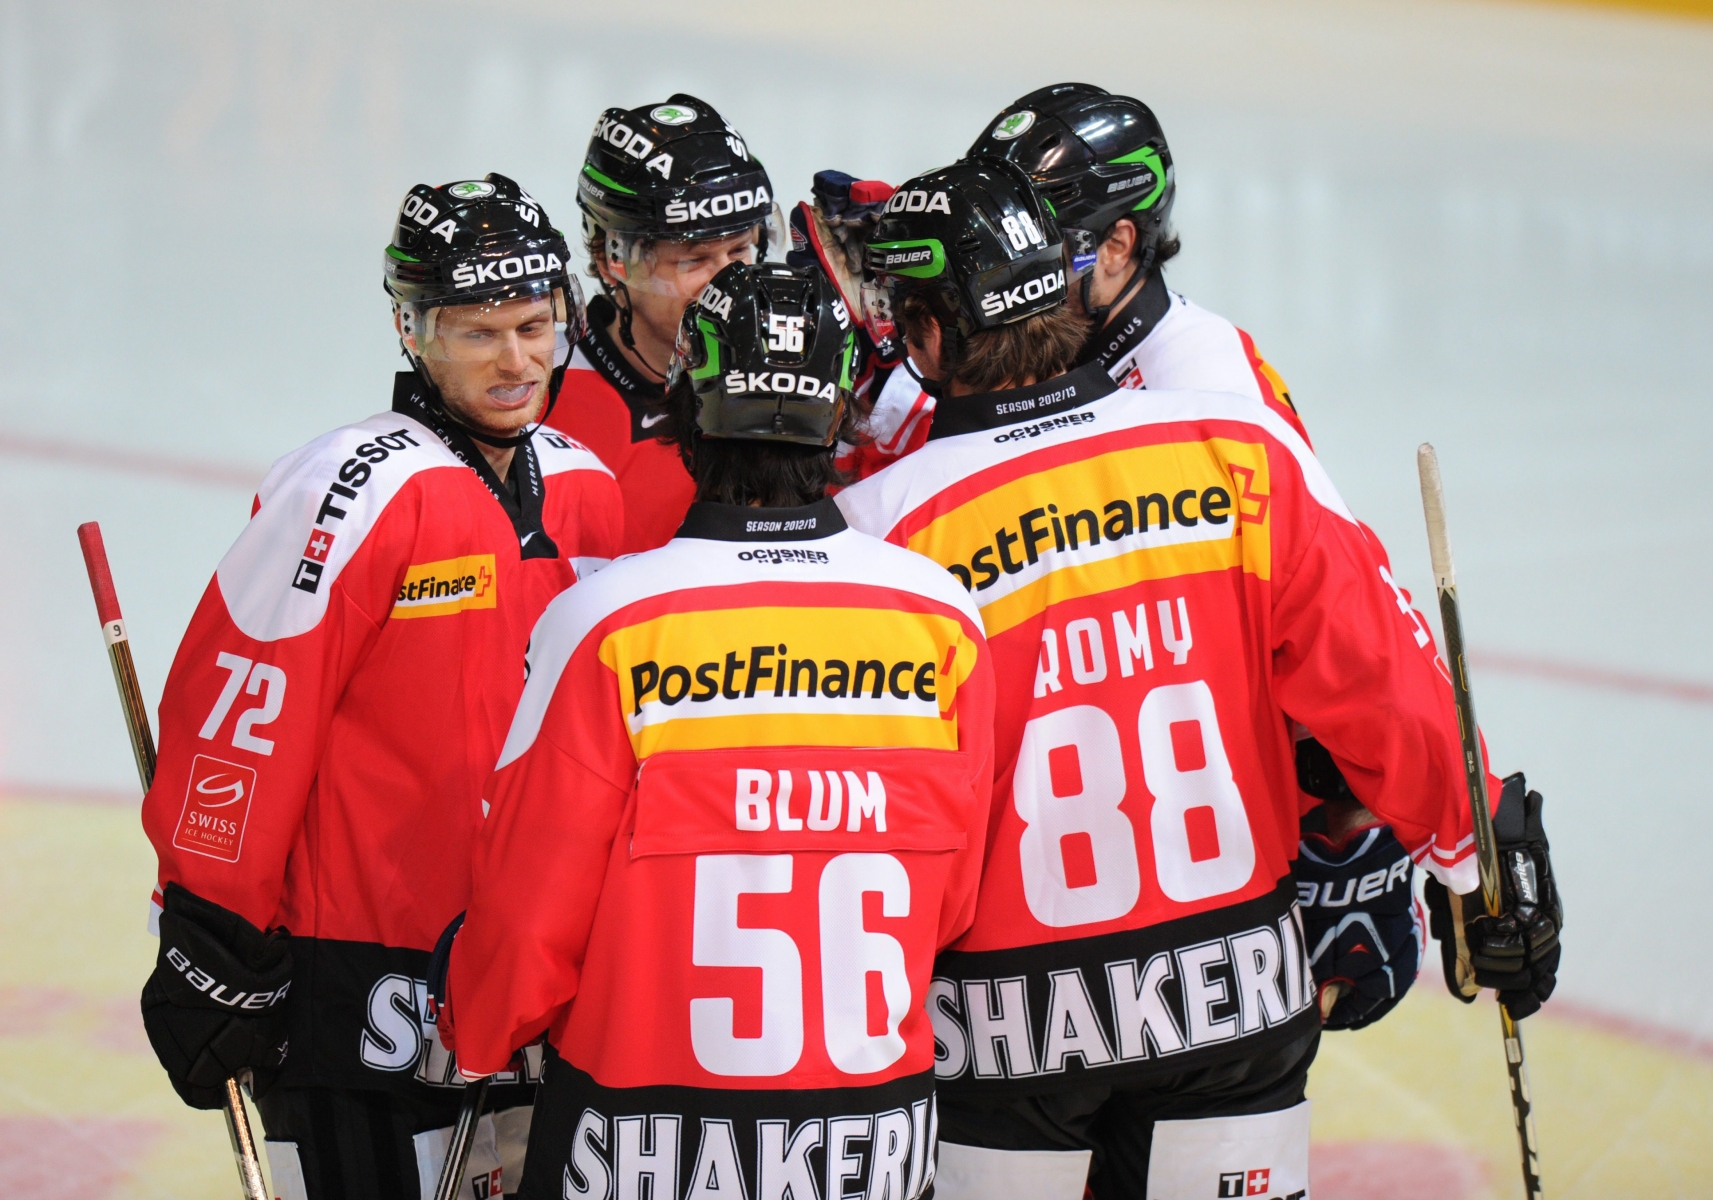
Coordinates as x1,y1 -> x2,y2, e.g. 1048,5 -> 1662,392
836,364 -> 1494,1095
141,402 -> 622,1093
448,500 -> 995,1196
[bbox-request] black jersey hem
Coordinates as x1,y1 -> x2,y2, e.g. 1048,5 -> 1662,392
929,876 -> 1319,1098
283,935 -> 540,1102
520,1049 -> 938,1200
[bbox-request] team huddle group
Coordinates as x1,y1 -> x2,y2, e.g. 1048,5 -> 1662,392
134,84 -> 1564,1200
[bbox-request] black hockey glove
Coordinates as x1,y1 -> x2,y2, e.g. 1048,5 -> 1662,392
141,883 -> 292,1109
1424,773 -> 1562,1020
1297,822 -> 1421,1031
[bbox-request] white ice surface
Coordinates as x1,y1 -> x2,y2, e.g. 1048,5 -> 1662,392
2,0 -> 1708,1036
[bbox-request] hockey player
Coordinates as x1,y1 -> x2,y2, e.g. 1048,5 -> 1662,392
436,262 -> 995,1200
837,159 -> 1562,1200
970,83 -> 1433,1029
549,93 -> 784,553
137,175 -> 624,1200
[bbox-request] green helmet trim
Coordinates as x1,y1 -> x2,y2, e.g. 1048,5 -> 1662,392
582,164 -> 637,195
838,331 -> 855,389
1040,194 -> 1057,218
690,317 -> 722,380
868,238 -> 946,279
386,245 -> 421,263
1109,145 -> 1168,212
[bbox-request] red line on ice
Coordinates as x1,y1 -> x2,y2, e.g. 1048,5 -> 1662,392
1469,650 -> 1713,705
0,431 -> 262,490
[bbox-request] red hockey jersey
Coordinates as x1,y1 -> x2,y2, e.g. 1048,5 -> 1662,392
544,295 -> 697,554
836,364 -> 1496,1095
448,498 -> 993,1198
141,376 -> 623,1092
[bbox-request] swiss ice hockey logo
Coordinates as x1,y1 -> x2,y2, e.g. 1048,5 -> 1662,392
173,754 -> 257,863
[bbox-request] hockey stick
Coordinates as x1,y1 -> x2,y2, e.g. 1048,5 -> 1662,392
1415,448 -> 1544,1199
76,522 -> 270,1200
432,1075 -> 490,1200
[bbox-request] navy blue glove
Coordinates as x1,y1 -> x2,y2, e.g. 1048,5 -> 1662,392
788,170 -> 900,364
1297,824 -> 1421,1031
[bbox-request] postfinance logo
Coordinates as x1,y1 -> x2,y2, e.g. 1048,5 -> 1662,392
600,604 -> 980,759
906,437 -> 1272,637
391,554 -> 497,620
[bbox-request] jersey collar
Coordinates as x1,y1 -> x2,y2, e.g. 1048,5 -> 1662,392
578,295 -> 665,401
1077,267 -> 1172,373
390,372 -> 561,560
925,362 -> 1118,441
675,497 -> 847,542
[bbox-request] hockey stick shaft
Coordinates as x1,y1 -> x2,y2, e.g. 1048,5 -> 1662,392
433,1075 -> 490,1200
76,522 -> 270,1200
1416,448 -> 1543,1199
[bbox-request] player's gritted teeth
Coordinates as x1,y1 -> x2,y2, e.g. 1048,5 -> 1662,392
486,382 -> 538,407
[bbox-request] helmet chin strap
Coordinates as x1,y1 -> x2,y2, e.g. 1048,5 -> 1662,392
401,341 -> 565,449
899,320 -> 964,401
598,254 -> 674,383
1077,237 -> 1156,328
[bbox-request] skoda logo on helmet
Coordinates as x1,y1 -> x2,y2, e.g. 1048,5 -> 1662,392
447,180 -> 496,200
992,110 -> 1036,141
651,103 -> 698,126
978,266 -> 1066,318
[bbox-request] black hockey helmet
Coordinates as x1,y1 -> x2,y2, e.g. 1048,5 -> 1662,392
667,262 -> 855,447
383,173 -> 584,444
577,93 -> 779,248
966,83 -> 1175,277
863,157 -> 1065,343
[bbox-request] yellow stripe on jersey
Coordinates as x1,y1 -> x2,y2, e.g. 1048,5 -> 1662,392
597,604 -> 980,759
1253,352 -> 1296,412
905,438 -> 1272,638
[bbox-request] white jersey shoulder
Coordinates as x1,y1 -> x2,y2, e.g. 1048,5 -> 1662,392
217,412 -> 463,643
837,387 -> 1351,538
533,427 -> 615,479
1110,290 -> 1263,402
497,525 -> 981,769
850,361 -> 936,456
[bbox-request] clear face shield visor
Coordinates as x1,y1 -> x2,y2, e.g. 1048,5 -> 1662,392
399,279 -> 583,369
603,204 -> 787,300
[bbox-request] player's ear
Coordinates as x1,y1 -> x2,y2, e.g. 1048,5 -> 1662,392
1099,219 -> 1137,268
